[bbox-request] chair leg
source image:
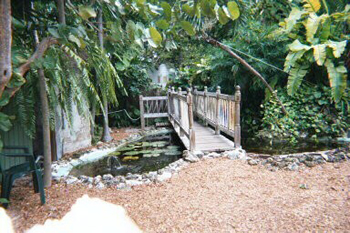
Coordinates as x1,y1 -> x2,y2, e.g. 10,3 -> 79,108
2,174 -> 15,208
32,172 -> 39,193
34,170 -> 45,205
1,176 -> 9,209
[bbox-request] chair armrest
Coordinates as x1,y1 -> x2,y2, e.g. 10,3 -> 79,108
0,153 -> 34,158
2,146 -> 30,154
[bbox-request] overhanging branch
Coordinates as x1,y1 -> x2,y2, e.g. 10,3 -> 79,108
203,35 -> 288,115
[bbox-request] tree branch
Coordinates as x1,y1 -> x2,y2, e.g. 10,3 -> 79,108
18,37 -> 58,77
203,35 -> 288,115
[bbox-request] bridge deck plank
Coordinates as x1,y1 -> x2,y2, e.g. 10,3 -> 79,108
175,121 -> 235,152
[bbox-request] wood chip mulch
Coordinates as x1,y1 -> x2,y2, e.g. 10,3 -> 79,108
4,159 -> 350,232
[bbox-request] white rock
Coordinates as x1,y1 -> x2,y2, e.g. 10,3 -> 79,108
102,174 -> 114,181
157,172 -> 172,182
126,180 -> 143,186
65,176 -> 78,185
96,182 -> 105,189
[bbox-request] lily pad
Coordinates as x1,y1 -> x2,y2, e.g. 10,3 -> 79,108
108,151 -> 121,156
143,153 -> 161,158
122,156 -> 140,162
124,151 -> 142,156
164,151 -> 182,156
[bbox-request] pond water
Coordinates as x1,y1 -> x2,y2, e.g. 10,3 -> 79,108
69,129 -> 185,177
242,138 -> 348,155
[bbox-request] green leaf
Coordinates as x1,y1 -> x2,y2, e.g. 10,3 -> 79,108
126,20 -> 136,41
7,72 -> 25,88
200,0 -> 216,17
326,40 -> 347,58
78,6 -> 97,20
149,27 -> 162,46
313,44 -> 327,65
217,7 -> 229,25
325,60 -> 347,102
182,4 -> 194,16
68,34 -> 81,47
0,198 -> 9,204
284,50 -> 307,72
180,21 -> 196,36
305,13 -> 322,43
161,2 -> 172,21
287,63 -> 309,95
227,1 -> 240,20
288,39 -> 311,52
0,112 -> 12,132
319,17 -> 331,42
283,8 -> 305,31
48,28 -> 60,38
156,20 -> 169,30
0,91 -> 10,107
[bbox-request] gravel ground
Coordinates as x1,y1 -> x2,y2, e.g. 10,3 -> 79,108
6,159 -> 350,232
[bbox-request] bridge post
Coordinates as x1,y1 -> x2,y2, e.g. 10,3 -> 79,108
215,86 -> 221,135
187,88 -> 195,151
139,95 -> 145,131
204,86 -> 208,126
234,86 -> 241,148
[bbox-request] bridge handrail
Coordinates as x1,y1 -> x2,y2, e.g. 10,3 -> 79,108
193,86 -> 241,148
167,87 -> 195,151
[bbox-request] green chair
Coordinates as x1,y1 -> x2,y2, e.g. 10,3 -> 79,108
0,146 -> 45,208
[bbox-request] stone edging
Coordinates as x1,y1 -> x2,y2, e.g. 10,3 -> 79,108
55,141 -> 349,190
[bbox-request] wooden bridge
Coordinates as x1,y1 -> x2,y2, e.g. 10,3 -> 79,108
139,86 -> 241,152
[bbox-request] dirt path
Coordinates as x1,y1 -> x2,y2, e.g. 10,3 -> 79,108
6,159 -> 350,232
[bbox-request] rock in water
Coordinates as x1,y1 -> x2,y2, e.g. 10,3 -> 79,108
183,150 -> 199,163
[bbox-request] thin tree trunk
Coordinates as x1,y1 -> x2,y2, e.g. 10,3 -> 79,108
204,36 -> 288,115
0,0 -> 12,98
98,9 -> 112,142
33,23 -> 52,187
38,69 -> 52,187
56,0 -> 66,24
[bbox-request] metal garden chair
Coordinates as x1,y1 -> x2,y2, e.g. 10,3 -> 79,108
0,146 -> 45,208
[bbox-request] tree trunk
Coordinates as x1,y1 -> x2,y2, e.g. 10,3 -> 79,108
98,9 -> 112,142
204,36 -> 288,115
56,0 -> 66,24
33,25 -> 52,187
38,69 -> 52,187
0,0 -> 12,98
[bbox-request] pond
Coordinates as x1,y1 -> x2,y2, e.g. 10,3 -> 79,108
69,129 -> 185,177
242,138 -> 348,155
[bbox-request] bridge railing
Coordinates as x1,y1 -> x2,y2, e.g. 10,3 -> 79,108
193,86 -> 241,148
139,95 -> 168,131
167,87 -> 195,151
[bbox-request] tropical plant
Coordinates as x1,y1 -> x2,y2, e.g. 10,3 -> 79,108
259,84 -> 349,142
276,0 -> 349,102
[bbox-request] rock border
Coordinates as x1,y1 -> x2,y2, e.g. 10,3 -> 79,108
57,138 -> 349,190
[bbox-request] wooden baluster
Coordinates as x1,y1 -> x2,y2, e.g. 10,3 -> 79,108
178,87 -> 184,137
215,86 -> 221,135
204,86 -> 208,126
187,88 -> 195,151
234,86 -> 241,148
193,86 -> 198,117
167,87 -> 171,116
139,95 -> 145,131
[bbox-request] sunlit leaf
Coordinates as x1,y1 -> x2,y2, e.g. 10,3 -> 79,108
149,27 -> 162,46
288,39 -> 311,52
180,21 -> 196,36
287,63 -> 309,95
156,20 -> 169,30
325,60 -> 347,102
182,4 -> 194,16
327,40 -> 347,58
78,6 -> 97,20
217,7 -> 229,25
161,2 -> 172,21
227,1 -> 240,20
303,0 -> 321,13
313,44 -> 326,65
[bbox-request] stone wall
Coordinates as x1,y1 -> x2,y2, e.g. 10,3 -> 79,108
55,103 -> 91,160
